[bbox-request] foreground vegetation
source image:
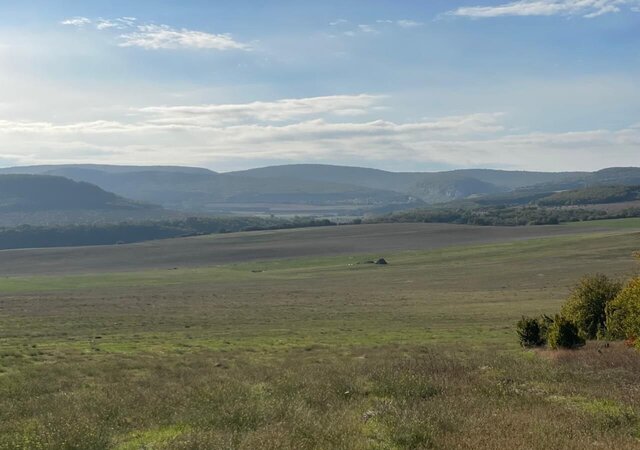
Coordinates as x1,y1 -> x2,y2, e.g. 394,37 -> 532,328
518,252 -> 640,350
1,224 -> 640,448
3,343 -> 640,449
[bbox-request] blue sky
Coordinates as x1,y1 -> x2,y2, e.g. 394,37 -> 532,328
0,0 -> 639,172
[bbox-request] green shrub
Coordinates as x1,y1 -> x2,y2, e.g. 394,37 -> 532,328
605,277 -> 640,341
547,315 -> 585,349
538,314 -> 554,341
561,274 -> 622,340
517,316 -> 543,347
516,315 -> 553,347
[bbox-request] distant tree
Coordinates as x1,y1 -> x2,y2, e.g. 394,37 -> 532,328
560,274 -> 622,340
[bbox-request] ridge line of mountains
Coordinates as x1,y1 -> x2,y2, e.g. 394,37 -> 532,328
1,164 -> 640,226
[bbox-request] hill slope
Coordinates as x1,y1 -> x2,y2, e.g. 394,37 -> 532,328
538,185 -> 640,206
232,164 -> 586,202
0,165 -> 418,213
2,164 -> 639,215
0,174 -> 150,212
0,174 -> 181,227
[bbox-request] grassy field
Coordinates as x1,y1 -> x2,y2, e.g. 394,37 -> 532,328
0,222 -> 601,276
1,222 -> 640,449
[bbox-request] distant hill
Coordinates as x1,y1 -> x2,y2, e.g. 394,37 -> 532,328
537,185 -> 640,207
407,174 -> 505,203
0,164 -> 213,176
1,163 -> 638,216
0,174 -> 180,227
0,174 -> 151,212
232,164 -> 585,203
0,164 -> 418,213
447,186 -> 640,214
500,167 -> 640,195
586,167 -> 640,187
232,164 -> 582,193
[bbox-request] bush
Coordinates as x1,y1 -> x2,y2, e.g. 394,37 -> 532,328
605,277 -> 640,341
561,274 -> 622,340
547,315 -> 585,349
516,315 -> 553,347
538,314 -> 554,341
516,316 -> 543,347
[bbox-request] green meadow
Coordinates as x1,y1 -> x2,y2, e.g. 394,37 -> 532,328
1,222 -> 640,449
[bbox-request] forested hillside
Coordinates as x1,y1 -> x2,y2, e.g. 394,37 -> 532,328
538,185 -> 640,206
2,164 -> 639,215
0,174 -> 152,212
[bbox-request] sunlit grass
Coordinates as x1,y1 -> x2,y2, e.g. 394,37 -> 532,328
1,229 -> 640,448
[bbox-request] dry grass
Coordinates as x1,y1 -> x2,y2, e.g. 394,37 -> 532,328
1,226 -> 640,448
1,345 -> 640,449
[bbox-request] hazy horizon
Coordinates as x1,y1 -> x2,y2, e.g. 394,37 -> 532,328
0,160 -> 635,175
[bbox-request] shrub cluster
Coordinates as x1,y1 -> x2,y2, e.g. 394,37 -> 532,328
560,274 -> 622,340
516,315 -> 552,348
547,316 -> 585,350
517,267 -> 640,350
606,277 -> 640,341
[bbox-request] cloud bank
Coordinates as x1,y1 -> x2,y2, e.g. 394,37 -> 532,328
0,94 -> 638,171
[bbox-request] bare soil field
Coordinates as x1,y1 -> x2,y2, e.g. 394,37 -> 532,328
0,222 -> 612,276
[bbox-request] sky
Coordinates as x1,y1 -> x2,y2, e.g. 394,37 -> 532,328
0,0 -> 639,173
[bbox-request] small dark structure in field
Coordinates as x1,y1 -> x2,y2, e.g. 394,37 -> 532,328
357,258 -> 387,265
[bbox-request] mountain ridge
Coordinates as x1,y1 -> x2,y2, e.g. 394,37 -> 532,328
2,163 -> 639,215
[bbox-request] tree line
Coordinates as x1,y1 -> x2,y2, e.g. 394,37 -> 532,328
0,217 -> 336,250
368,205 -> 640,226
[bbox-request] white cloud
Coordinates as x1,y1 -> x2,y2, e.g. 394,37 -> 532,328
0,94 -> 638,171
396,20 -> 423,28
357,24 -> 378,34
95,19 -> 123,30
450,0 -> 640,18
138,94 -> 383,124
60,16 -> 92,27
118,17 -> 138,26
119,24 -> 250,50
60,16 -> 248,51
332,18 -> 422,37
